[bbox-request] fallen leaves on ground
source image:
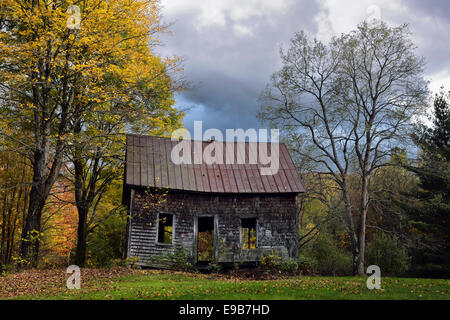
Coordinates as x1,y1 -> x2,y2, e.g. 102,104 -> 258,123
0,266 -> 143,299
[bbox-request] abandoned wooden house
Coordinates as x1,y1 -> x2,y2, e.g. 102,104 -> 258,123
123,134 -> 305,267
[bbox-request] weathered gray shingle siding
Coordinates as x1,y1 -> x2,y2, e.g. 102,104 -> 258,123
127,189 -> 299,266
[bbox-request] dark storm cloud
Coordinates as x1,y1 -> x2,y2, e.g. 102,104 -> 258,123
157,0 -> 320,134
157,0 -> 449,136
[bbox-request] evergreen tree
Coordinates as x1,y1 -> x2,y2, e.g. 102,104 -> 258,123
403,88 -> 450,278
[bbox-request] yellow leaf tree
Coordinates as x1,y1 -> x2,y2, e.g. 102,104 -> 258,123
0,0 -> 183,266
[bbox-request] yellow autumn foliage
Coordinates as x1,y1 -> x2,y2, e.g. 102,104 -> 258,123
0,0 -> 183,139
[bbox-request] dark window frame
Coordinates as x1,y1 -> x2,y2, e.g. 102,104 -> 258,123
157,213 -> 174,245
241,217 -> 257,249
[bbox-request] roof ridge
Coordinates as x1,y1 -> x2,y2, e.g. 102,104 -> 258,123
126,133 -> 286,145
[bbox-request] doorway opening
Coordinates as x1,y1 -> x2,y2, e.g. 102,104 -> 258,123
197,217 -> 215,263
241,218 -> 257,249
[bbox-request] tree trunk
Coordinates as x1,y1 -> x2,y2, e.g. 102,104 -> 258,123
342,181 -> 359,275
72,127 -> 99,267
20,184 -> 45,267
0,157 -> 9,265
1,193 -> 7,265
73,153 -> 95,267
73,131 -> 88,267
74,207 -> 88,267
20,146 -> 48,267
19,32 -> 68,267
20,114 -> 66,267
357,174 -> 369,276
8,177 -> 24,264
7,212 -> 17,264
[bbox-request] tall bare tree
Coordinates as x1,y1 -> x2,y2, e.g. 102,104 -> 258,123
259,22 -> 428,275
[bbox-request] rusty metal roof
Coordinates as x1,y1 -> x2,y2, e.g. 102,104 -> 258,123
125,134 -> 305,194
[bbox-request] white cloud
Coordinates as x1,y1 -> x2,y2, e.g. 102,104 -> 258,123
313,0 -> 407,42
233,24 -> 253,36
427,70 -> 450,95
161,0 -> 293,31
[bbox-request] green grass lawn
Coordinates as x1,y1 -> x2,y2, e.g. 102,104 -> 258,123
16,270 -> 450,300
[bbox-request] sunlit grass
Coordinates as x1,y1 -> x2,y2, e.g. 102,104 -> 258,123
17,270 -> 450,300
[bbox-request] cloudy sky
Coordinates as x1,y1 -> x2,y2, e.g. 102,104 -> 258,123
157,0 -> 450,136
